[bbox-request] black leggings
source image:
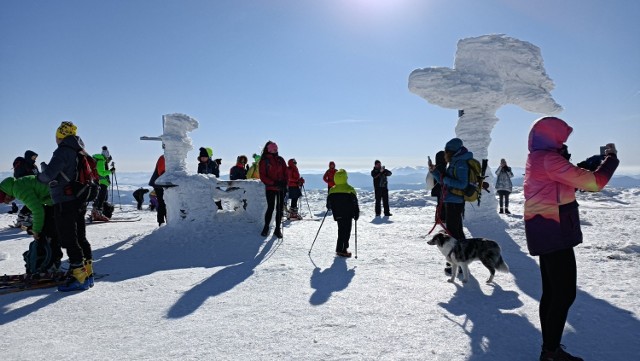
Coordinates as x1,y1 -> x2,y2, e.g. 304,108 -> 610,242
264,189 -> 284,229
539,248 -> 577,351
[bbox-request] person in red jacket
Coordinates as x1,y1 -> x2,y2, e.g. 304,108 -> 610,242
323,161 -> 337,191
259,141 -> 288,238
149,154 -> 167,226
286,158 -> 305,220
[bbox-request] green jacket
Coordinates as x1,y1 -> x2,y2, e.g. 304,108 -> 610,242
93,154 -> 112,186
0,176 -> 53,233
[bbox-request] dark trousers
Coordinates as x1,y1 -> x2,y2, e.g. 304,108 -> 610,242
445,202 -> 466,241
497,190 -> 510,209
134,194 -> 144,210
153,187 -> 167,225
54,198 -> 92,265
264,189 -> 284,229
374,187 -> 390,215
539,248 -> 577,352
42,205 -> 63,263
336,218 -> 352,253
93,184 -> 109,210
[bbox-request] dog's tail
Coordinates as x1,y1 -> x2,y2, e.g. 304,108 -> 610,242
495,255 -> 509,273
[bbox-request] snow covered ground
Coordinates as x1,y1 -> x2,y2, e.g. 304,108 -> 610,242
0,186 -> 638,360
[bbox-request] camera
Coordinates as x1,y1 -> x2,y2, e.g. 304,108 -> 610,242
600,146 -> 607,156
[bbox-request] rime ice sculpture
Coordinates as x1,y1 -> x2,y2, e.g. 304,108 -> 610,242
408,34 -> 562,216
150,113 -> 266,227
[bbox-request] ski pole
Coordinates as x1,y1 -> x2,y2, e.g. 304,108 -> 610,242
111,162 -> 122,210
354,219 -> 358,259
308,210 -> 328,255
302,184 -> 313,218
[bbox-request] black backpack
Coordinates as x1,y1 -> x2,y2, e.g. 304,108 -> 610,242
23,238 -> 54,274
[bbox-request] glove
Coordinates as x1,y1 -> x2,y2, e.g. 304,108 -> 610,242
298,177 -> 305,185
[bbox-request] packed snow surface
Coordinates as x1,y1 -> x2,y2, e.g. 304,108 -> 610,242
1,186 -> 638,360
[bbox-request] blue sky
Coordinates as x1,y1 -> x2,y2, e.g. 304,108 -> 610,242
1,0 -> 639,175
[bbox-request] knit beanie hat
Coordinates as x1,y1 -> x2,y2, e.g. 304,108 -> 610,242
199,147 -> 209,158
445,138 -> 463,152
56,121 -> 77,139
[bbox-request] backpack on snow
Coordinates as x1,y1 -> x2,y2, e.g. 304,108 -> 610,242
62,150 -> 100,202
450,158 -> 489,205
23,238 -> 54,274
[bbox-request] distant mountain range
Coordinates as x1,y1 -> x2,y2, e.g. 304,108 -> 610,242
2,167 -> 638,191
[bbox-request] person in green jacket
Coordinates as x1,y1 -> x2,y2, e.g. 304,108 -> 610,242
326,169 -> 360,258
91,152 -> 115,221
0,175 -> 63,272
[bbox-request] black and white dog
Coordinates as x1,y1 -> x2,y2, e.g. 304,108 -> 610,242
427,233 -> 509,284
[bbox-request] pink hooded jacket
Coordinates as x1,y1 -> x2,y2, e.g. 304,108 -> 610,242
524,117 -> 619,256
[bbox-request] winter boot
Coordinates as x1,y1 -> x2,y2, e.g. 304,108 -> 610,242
85,259 -> 94,288
288,207 -> 302,220
539,345 -> 583,361
499,208 -> 504,214
91,209 -> 109,222
261,225 -> 269,237
505,208 -> 511,214
274,227 -> 283,239
58,264 -> 90,292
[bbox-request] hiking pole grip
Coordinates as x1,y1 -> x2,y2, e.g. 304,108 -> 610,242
308,210 -> 328,255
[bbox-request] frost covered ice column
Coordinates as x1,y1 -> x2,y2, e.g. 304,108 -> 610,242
408,34 -> 562,217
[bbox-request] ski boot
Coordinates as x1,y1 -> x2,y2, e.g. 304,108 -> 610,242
58,264 -> 90,292
91,209 -> 109,222
84,259 -> 94,288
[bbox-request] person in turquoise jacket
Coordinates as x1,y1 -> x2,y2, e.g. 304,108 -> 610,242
91,152 -> 114,221
0,175 -> 63,272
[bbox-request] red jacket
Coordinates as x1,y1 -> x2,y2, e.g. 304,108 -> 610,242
259,153 -> 288,191
323,163 -> 337,188
287,159 -> 303,187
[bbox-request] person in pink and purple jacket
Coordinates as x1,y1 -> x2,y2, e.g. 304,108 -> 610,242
524,116 -> 619,361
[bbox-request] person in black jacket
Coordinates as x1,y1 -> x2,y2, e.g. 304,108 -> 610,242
133,187 -> 149,210
197,147 -> 222,210
371,160 -> 392,217
327,169 -> 359,257
12,150 -> 40,225
37,121 -> 93,292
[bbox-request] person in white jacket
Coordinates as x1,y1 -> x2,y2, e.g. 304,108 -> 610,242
495,158 -> 514,214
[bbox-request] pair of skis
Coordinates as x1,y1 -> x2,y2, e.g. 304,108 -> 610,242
0,272 -> 108,295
